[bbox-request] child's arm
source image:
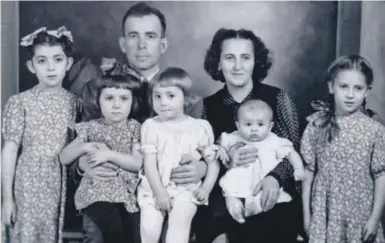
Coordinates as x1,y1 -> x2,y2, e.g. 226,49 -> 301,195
144,153 -> 166,196
286,150 -> 305,181
59,140 -> 99,165
301,168 -> 314,235
362,174 -> 385,242
2,141 -> 18,200
200,160 -> 220,193
144,152 -> 171,211
88,143 -> 143,172
371,174 -> 385,221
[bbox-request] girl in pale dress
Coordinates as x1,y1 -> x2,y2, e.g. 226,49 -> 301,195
138,67 -> 220,243
59,66 -> 143,243
301,55 -> 385,243
1,26 -> 76,243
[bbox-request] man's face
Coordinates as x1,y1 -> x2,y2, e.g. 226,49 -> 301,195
119,14 -> 167,74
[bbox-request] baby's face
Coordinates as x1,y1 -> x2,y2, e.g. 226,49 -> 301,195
236,110 -> 273,142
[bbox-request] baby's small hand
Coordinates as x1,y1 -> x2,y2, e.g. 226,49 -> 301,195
216,146 -> 229,164
195,187 -> 209,202
294,168 -> 305,181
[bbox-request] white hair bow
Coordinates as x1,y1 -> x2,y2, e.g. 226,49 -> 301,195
20,26 -> 73,47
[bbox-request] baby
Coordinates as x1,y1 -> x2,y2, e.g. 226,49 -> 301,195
217,99 -> 304,223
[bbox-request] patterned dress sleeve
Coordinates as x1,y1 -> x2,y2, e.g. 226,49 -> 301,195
141,119 -> 157,154
300,123 -> 317,172
370,125 -> 385,178
74,122 -> 89,142
267,91 -> 299,189
2,95 -> 25,146
129,119 -> 142,144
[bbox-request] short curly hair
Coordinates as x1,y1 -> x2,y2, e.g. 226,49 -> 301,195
204,28 -> 272,83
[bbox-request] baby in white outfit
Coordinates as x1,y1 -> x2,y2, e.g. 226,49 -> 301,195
217,99 -> 304,223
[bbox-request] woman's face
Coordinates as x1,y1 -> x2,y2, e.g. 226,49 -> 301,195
219,38 -> 255,88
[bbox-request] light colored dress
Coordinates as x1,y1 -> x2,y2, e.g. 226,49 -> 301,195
2,86 -> 77,243
137,116 -> 215,208
301,111 -> 385,243
73,118 -> 141,213
219,131 -> 293,215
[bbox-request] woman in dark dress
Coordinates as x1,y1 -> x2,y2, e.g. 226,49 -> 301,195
193,28 -> 302,243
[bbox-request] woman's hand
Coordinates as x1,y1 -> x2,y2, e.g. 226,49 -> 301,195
2,199 -> 16,226
252,176 -> 280,212
362,217 -> 379,243
228,142 -> 258,168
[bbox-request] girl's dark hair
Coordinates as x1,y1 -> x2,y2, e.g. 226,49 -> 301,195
80,73 -> 142,121
313,54 -> 373,145
26,32 -> 73,56
204,28 -> 272,84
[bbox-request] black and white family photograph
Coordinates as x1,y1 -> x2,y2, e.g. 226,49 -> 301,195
1,1 -> 385,243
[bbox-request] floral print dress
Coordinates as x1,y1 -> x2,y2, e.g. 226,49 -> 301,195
300,111 -> 385,243
73,118 -> 141,213
2,86 -> 77,243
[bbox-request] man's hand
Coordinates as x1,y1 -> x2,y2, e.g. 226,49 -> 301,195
170,155 -> 207,185
228,143 -> 258,168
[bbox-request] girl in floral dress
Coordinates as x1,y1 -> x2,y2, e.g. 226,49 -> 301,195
59,66 -> 143,243
301,55 -> 385,243
1,26 -> 76,243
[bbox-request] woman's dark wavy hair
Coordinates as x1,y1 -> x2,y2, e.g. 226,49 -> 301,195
26,32 -> 73,57
80,73 -> 142,121
313,54 -> 373,145
204,28 -> 272,83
